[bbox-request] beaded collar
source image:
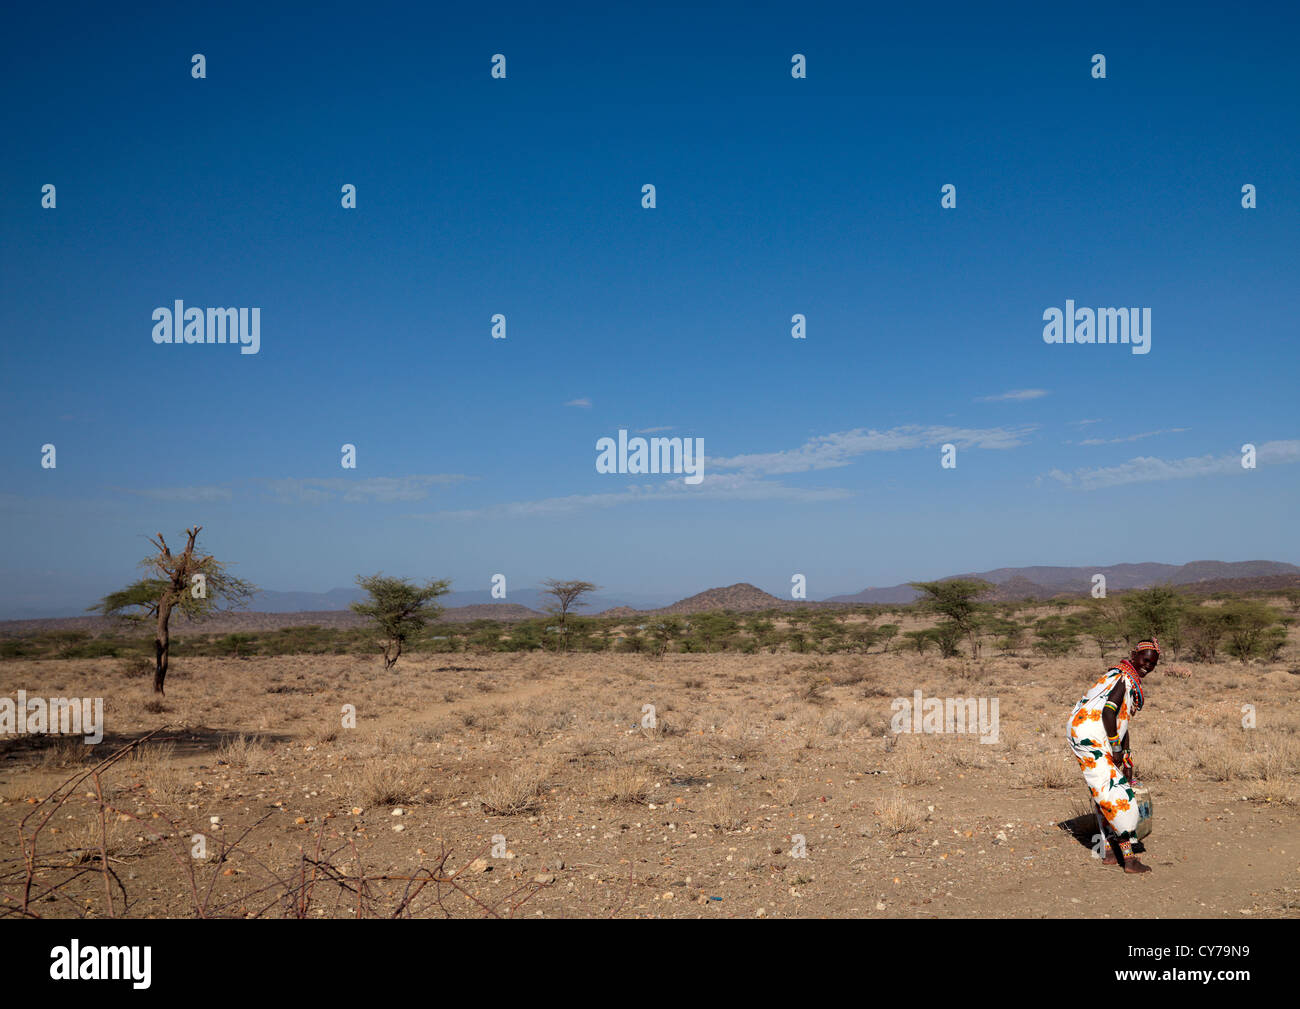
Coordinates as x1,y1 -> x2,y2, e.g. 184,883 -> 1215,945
1116,659 -> 1145,712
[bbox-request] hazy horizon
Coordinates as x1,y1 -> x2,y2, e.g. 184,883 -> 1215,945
4,557 -> 1298,621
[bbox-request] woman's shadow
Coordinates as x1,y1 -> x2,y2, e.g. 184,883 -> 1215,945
1057,805 -> 1147,857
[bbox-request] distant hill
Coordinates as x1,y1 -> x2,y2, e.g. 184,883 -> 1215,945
4,562 -> 1296,634
826,560 -> 1300,604
1173,573 -> 1300,597
653,583 -> 788,614
596,606 -> 641,619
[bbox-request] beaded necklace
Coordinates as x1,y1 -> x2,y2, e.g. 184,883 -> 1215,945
1116,658 -> 1145,712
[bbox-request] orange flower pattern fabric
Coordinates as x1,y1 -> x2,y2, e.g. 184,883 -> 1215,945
1067,662 -> 1142,840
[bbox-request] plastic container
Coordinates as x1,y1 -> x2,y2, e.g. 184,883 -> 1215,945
1133,784 -> 1154,841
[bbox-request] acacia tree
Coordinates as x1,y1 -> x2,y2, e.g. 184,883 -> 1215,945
648,616 -> 683,658
540,579 -> 599,653
1082,597 -> 1125,658
94,526 -> 256,695
1120,585 -> 1185,658
909,579 -> 992,658
350,573 -> 451,669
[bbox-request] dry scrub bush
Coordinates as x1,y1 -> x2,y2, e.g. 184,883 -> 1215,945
216,733 -> 272,771
67,813 -> 145,865
871,796 -> 928,835
38,736 -> 95,770
478,767 -> 549,816
950,742 -> 993,771
796,711 -> 825,750
820,712 -> 850,737
118,655 -> 154,679
1020,751 -> 1073,789
596,765 -> 652,804
416,718 -> 457,743
310,724 -> 339,746
1241,780 -> 1299,805
889,741 -> 938,785
1248,733 -> 1300,782
795,676 -> 833,706
831,665 -> 870,687
129,742 -> 185,806
509,706 -> 573,741
1139,740 -> 1197,780
860,679 -> 896,698
705,789 -> 750,831
348,753 -> 428,806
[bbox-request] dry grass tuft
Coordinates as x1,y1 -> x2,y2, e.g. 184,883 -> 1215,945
596,765 -> 652,804
216,733 -> 271,770
478,767 -> 549,816
349,754 -> 427,807
871,796 -> 928,835
889,741 -> 938,785
1021,751 -> 1074,789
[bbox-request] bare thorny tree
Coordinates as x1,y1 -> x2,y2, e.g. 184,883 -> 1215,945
94,526 -> 256,695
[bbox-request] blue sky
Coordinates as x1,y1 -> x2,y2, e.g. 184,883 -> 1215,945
2,1 -> 1297,617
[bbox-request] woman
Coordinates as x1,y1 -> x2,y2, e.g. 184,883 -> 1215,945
1067,638 -> 1160,874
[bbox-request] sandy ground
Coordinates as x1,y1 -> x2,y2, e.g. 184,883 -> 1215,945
2,647 -> 1298,918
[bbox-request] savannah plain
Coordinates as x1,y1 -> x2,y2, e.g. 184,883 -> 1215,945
2,602 -> 1298,919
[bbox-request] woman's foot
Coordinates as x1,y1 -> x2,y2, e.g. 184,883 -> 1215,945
1116,837 -> 1150,872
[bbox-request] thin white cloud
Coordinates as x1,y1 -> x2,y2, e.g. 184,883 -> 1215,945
976,389 -> 1048,402
412,473 -> 851,520
410,422 -> 1033,520
565,397 -> 592,408
636,425 -> 675,434
1047,440 -> 1299,490
709,425 -> 1035,476
109,485 -> 233,502
1077,428 -> 1188,446
264,474 -> 469,504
